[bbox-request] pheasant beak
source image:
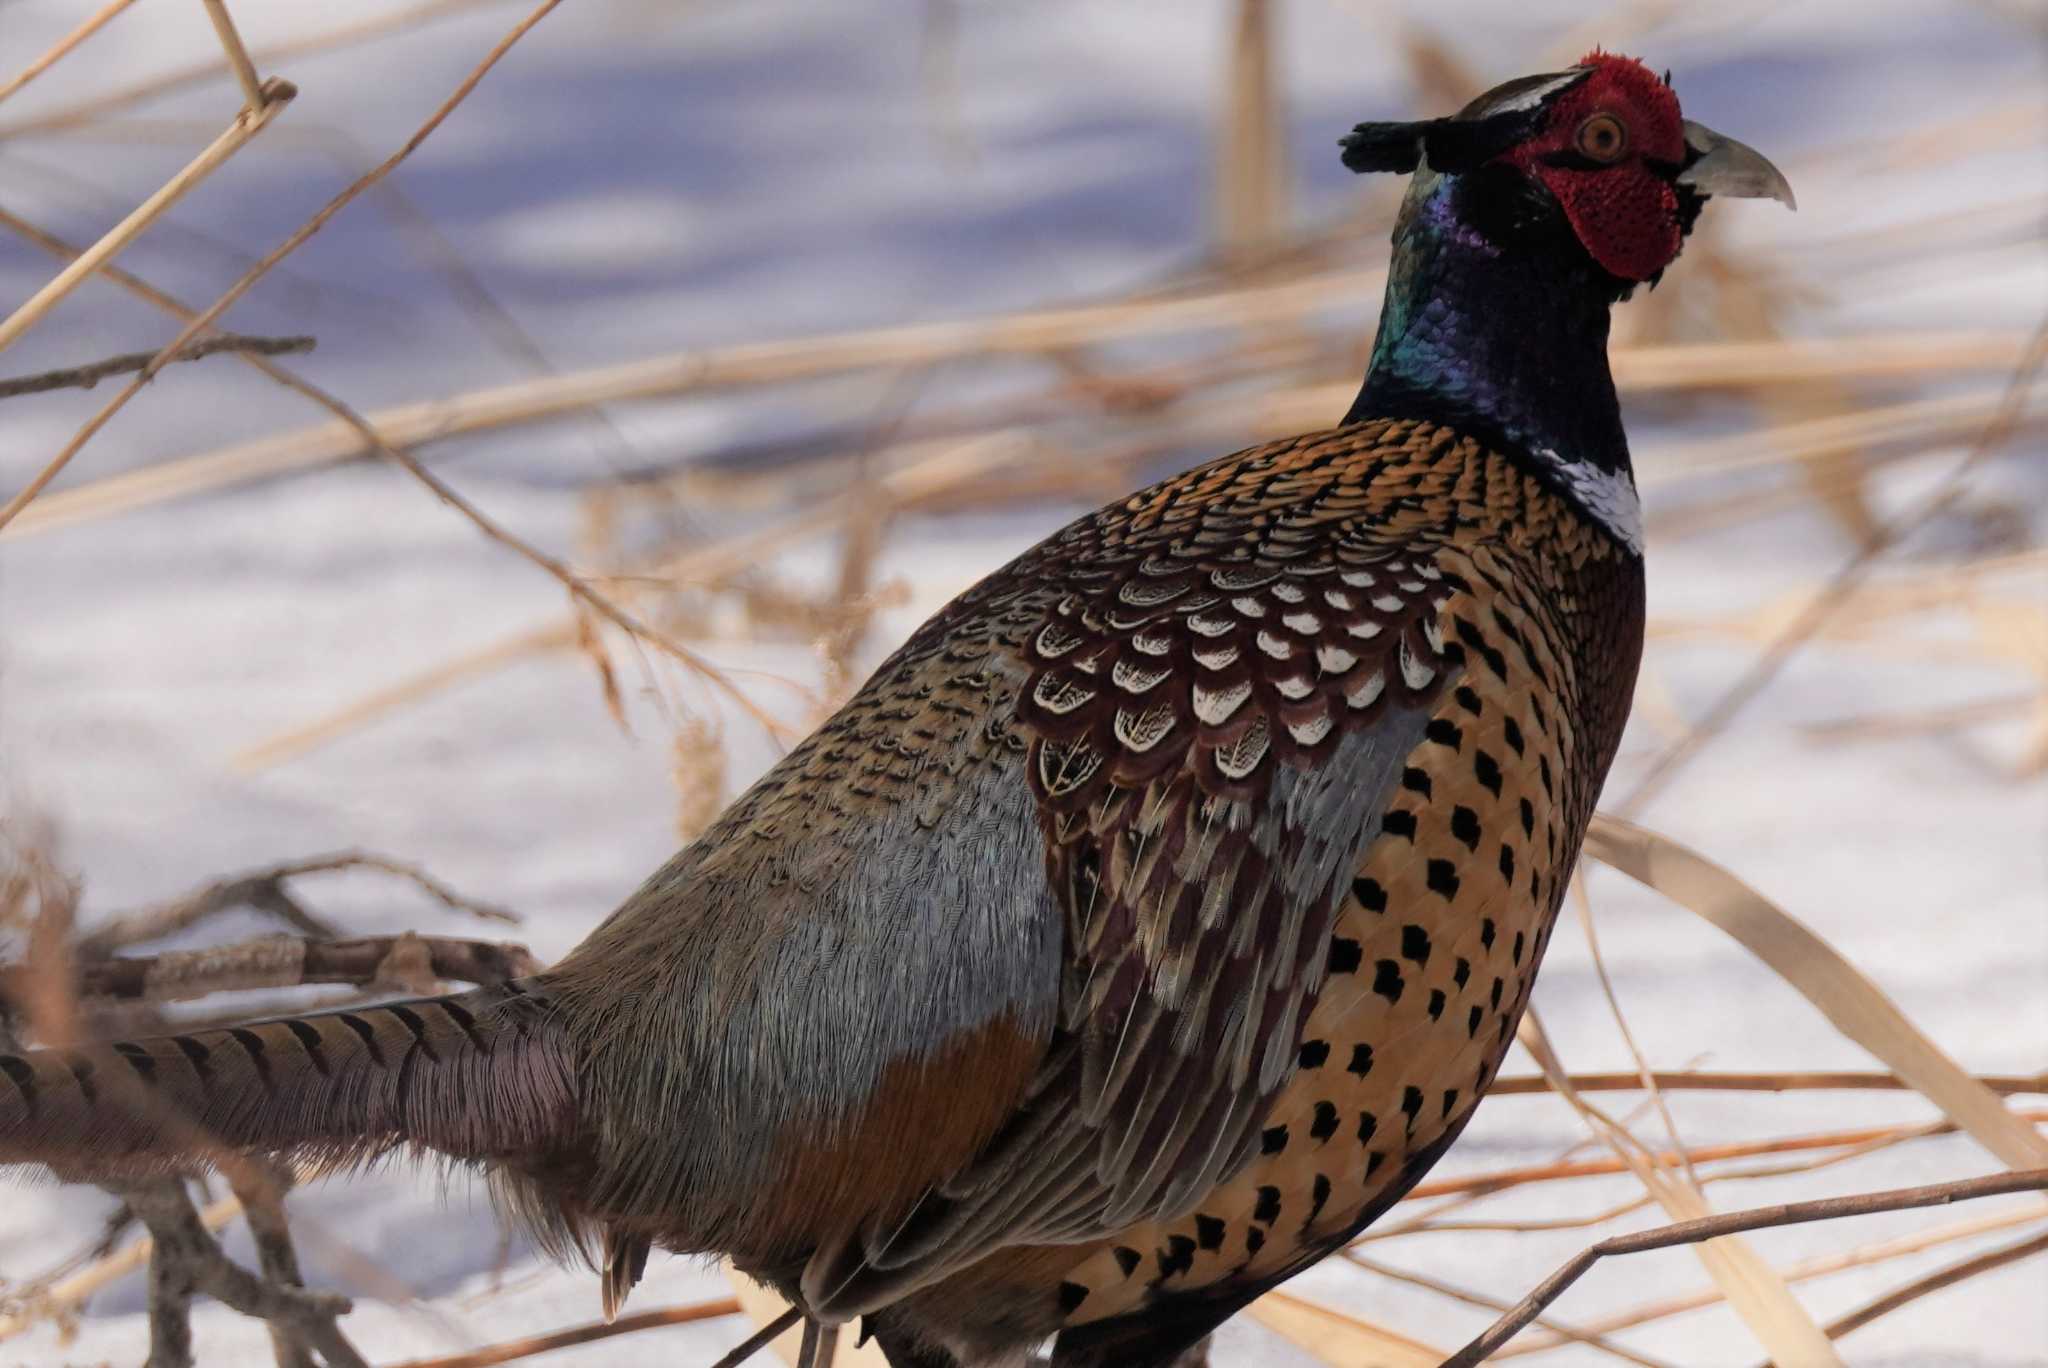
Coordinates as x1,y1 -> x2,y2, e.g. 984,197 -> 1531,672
1677,120 -> 1796,210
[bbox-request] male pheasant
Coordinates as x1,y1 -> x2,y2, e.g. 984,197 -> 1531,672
0,53 -> 1789,1368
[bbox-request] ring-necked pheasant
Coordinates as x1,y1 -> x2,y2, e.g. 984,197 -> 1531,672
0,52 -> 1789,1368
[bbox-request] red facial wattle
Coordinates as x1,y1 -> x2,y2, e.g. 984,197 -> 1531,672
1502,52 -> 1688,282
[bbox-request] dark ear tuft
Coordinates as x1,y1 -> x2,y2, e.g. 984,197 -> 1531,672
1340,121 -> 1431,174
1343,108 -> 1548,178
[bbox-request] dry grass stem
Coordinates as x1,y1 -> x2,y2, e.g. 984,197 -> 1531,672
2,268 -> 1382,538
1573,873 -> 1700,1188
196,0 -> 269,113
0,203 -> 345,397
1244,1287 -> 1443,1367
234,430 -> 1033,769
1484,1070 -> 2046,1098
0,333 -> 313,399
1495,1206 -> 2048,1355
0,78 -> 295,364
1586,817 -> 2048,1171
1517,1012 -> 1842,1365
230,623 -> 579,771
1803,1225 -> 2048,1354
1216,0 -> 1286,254
8,324 -> 2019,541
382,1297 -> 744,1368
1440,1169 -> 2048,1367
1405,1110 -> 2047,1203
1617,321 -> 2048,814
0,0 -> 500,139
0,0 -> 141,107
0,0 -> 566,535
1343,1252 -> 1673,1367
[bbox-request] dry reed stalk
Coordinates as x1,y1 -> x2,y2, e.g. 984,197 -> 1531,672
1405,1111 -> 2048,1203
1586,817 -> 2048,1172
0,0 -> 141,106
0,0 -> 502,139
1243,1287 -> 1443,1367
1618,322 -> 2048,814
383,1297 -> 744,1368
1441,1169 -> 2048,1367
1573,874 -> 1701,1188
0,79 -> 294,364
1,11 -> 782,746
1635,385 -> 2040,489
1216,0 -> 1287,255
196,0 -> 269,113
1391,1113 -> 1986,1244
1516,1012 -> 1843,1366
1801,692 -> 2039,744
1341,1251 -> 1673,1368
231,622 -> 576,771
0,204 -> 346,398
9,323 -> 2017,541
233,430 -> 1036,770
1494,1205 -> 2048,1355
1706,246 -> 1881,546
0,0 -> 565,534
2,268 -> 1384,539
1484,1069 -> 2046,1098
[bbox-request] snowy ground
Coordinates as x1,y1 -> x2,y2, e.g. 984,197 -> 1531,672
1,1 -> 2044,1364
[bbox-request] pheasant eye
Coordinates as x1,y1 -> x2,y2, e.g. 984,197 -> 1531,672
1575,113 -> 1628,163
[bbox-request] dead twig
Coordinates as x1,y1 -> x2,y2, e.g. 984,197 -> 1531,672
1345,1251 -> 1674,1368
1485,1069 -> 2048,1098
104,1176 -> 367,1368
0,77 -> 295,368
0,0 -> 566,532
708,1308 -> 803,1368
8,933 -> 543,1008
73,849 -> 518,960
229,1160 -> 316,1368
1404,1111 -> 2048,1202
383,1298 -> 745,1368
0,334 -> 314,400
1800,1225 -> 2048,1355
1438,1169 -> 2048,1367
1494,1206 -> 2046,1355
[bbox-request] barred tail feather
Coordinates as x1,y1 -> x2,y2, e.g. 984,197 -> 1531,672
0,981 -> 577,1175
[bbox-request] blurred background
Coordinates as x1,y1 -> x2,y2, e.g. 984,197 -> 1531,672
0,1 -> 2043,1364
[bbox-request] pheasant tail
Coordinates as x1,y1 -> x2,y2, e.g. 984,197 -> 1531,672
0,981 -> 576,1175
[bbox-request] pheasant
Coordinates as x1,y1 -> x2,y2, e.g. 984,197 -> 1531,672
0,52 -> 1789,1368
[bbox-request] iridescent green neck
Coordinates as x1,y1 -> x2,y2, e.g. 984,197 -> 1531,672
1346,167 -> 1641,550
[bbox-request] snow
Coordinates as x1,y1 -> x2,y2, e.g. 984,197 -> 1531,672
1,0 -> 2043,1363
